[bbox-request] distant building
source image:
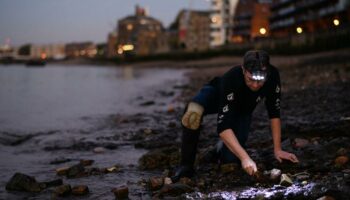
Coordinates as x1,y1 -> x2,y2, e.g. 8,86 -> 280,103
232,0 -> 272,43
65,42 -> 97,58
210,0 -> 239,47
107,32 -> 118,58
177,9 -> 211,52
117,5 -> 169,56
270,0 -> 350,37
30,44 -> 65,60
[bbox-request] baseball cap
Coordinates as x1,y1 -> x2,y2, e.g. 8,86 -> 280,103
243,50 -> 270,81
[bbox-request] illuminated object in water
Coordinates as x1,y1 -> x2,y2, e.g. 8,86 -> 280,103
296,27 -> 303,34
259,28 -> 267,35
333,19 -> 340,26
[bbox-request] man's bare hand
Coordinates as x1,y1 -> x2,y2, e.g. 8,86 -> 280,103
274,150 -> 299,163
241,157 -> 257,176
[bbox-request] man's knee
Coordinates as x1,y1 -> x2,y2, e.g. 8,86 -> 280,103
181,102 -> 204,130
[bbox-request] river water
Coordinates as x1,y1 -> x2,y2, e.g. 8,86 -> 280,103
0,64 -> 187,199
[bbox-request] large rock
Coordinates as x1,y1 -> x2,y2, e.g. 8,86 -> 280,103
6,173 -> 44,192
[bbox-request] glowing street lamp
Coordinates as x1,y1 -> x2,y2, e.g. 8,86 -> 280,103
296,27 -> 303,34
333,19 -> 340,26
259,28 -> 267,35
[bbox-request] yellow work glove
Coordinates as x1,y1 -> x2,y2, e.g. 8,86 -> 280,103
181,102 -> 204,130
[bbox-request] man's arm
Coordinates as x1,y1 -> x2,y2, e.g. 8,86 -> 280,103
270,118 -> 299,163
220,129 -> 257,175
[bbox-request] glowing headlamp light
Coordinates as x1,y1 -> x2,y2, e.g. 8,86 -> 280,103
251,71 -> 267,81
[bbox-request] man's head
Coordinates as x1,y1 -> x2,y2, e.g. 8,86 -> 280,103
242,50 -> 270,91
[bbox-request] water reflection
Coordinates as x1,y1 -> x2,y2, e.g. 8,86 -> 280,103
0,64 -> 185,133
122,65 -> 134,80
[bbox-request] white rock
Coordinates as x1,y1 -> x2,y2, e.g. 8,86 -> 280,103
164,177 -> 172,185
280,174 -> 293,186
270,168 -> 281,180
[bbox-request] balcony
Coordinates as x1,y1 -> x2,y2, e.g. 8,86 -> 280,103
271,0 -> 296,11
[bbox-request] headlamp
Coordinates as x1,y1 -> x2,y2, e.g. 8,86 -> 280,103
251,71 -> 267,81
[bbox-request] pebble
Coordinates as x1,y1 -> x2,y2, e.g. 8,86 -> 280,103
93,147 -> 106,153
54,184 -> 71,196
336,148 -> 348,156
55,167 -> 69,176
317,196 -> 335,200
72,185 -> 89,195
280,174 -> 293,187
112,185 -> 128,199
270,168 -> 282,180
143,128 -> 152,135
80,159 -> 94,166
148,177 -> 163,191
164,177 -> 172,185
335,156 -> 349,166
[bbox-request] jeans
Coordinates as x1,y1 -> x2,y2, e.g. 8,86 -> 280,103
191,83 -> 251,164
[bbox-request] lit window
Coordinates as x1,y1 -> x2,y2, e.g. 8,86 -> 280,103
296,27 -> 303,34
333,19 -> 340,26
127,24 -> 133,31
259,28 -> 267,35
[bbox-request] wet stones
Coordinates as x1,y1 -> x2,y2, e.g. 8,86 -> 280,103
53,184 -> 90,197
41,179 -> 63,188
66,163 -> 86,178
72,185 -> 89,195
56,166 -> 70,176
149,177 -> 164,191
138,146 -> 179,170
6,173 -> 45,192
280,174 -> 293,187
80,159 -> 94,166
93,146 -> 106,153
54,184 -> 71,196
157,183 -> 194,197
112,185 -> 129,199
335,156 -> 349,167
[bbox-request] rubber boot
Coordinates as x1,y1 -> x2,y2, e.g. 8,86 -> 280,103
171,127 -> 200,182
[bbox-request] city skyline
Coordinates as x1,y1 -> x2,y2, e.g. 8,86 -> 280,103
0,0 -> 210,47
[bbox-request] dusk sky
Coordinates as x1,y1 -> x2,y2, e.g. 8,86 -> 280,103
0,0 -> 210,47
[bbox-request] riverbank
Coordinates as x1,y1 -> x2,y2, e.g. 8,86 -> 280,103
1,49 -> 350,199
137,49 -> 350,199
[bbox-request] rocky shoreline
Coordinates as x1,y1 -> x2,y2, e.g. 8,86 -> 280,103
3,50 -> 350,199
